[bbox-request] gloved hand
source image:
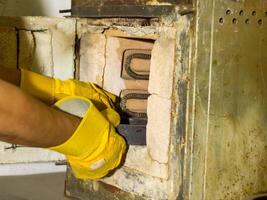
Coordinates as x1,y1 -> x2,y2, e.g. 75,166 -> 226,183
50,96 -> 126,180
20,69 -> 116,111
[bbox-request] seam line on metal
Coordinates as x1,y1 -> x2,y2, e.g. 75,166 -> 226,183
202,0 -> 216,199
188,0 -> 200,198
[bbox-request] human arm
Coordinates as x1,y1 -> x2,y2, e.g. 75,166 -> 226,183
0,68 -> 126,180
0,78 -> 80,148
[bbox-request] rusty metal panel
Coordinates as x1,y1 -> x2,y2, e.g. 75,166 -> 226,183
71,5 -> 175,18
185,0 -> 267,200
72,0 -> 192,7
70,0 -> 193,17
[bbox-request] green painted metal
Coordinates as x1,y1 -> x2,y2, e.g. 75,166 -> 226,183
184,0 -> 267,199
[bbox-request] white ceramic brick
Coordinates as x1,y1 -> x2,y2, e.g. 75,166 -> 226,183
77,20 -> 107,36
52,21 -> 76,79
124,146 -> 168,179
17,18 -> 76,79
0,27 -> 17,69
147,95 -> 172,164
103,165 -> 168,200
148,34 -> 176,98
19,30 -> 53,77
79,33 -> 106,86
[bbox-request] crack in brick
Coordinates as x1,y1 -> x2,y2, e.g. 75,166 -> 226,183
74,19 -> 80,80
101,34 -> 108,87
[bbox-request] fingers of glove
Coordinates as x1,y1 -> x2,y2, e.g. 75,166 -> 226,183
54,80 -> 115,110
50,96 -> 126,180
54,82 -> 120,127
91,84 -> 117,106
103,90 -> 117,103
66,126 -> 126,180
101,108 -> 120,128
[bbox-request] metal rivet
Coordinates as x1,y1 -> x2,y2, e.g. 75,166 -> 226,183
258,19 -> 263,25
245,19 -> 250,24
239,10 -> 244,16
226,9 -> 231,15
219,18 -> 224,24
232,18 -> 238,24
252,11 -> 257,16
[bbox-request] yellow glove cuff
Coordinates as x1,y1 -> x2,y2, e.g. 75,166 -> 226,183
50,96 -> 126,180
50,96 -> 109,157
101,108 -> 120,127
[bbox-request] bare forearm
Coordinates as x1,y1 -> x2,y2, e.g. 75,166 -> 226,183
0,79 -> 80,148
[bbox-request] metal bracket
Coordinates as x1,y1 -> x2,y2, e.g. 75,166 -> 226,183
61,4 -> 194,18
117,124 -> 146,146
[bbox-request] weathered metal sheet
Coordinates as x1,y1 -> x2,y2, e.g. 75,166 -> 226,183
71,5 -> 176,18
72,0 -> 192,7
118,124 -> 147,145
185,0 -> 267,200
70,0 -> 193,17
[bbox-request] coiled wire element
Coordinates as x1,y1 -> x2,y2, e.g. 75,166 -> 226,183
120,93 -> 150,118
124,52 -> 151,80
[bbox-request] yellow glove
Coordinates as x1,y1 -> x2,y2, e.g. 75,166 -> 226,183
20,69 -> 116,111
50,96 -> 126,180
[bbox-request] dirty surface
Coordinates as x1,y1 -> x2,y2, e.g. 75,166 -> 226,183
66,166 -> 146,200
185,0 -> 267,200
71,0 -> 193,18
72,0 -> 191,7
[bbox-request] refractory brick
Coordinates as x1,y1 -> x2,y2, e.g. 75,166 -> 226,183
79,33 -> 106,86
147,95 -> 172,164
19,31 -> 53,77
148,33 -> 176,98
